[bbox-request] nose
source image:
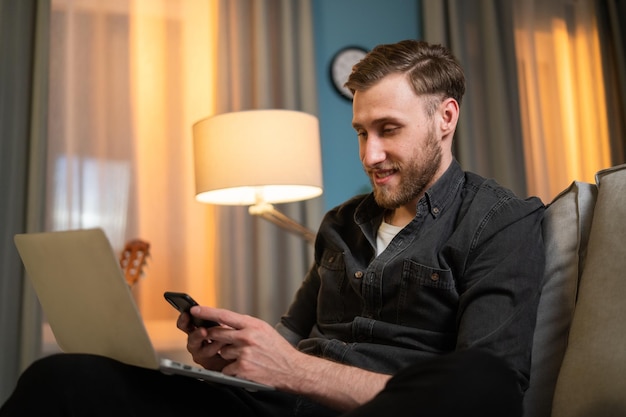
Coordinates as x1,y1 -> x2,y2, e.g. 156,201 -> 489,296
360,136 -> 386,168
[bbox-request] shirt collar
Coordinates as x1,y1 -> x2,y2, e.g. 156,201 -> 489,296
422,159 -> 464,219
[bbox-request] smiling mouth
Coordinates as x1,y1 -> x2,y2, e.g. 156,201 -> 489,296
375,170 -> 395,178
370,168 -> 397,184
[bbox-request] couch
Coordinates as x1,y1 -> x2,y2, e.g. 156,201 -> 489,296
523,163 -> 626,417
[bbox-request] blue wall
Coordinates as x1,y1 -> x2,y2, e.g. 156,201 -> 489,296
312,0 -> 421,211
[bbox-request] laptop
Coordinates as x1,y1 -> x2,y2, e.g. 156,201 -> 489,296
14,228 -> 274,392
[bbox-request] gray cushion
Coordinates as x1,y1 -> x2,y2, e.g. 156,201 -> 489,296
523,181 -> 597,417
552,164 -> 626,417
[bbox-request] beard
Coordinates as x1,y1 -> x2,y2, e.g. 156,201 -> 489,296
369,129 -> 442,210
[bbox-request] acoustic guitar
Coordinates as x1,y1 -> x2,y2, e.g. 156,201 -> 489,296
119,239 -> 150,287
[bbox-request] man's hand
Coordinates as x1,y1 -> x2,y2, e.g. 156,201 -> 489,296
182,306 -> 303,388
176,311 -> 231,371
179,306 -> 392,412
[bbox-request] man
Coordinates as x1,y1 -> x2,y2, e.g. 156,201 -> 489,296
0,40 -> 544,416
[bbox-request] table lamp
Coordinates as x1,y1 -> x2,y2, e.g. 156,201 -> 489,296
192,109 -> 323,244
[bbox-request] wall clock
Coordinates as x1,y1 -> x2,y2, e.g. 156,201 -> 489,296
329,46 -> 368,100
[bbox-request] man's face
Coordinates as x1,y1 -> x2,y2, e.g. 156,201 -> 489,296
352,73 -> 443,210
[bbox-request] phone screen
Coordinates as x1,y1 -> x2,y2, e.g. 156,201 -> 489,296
163,291 -> 219,328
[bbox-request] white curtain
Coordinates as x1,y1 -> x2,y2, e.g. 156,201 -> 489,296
46,0 -> 320,336
127,0 -> 219,318
421,0 -> 529,198
513,0 -> 613,202
422,0 -> 615,203
212,0 -> 322,325
47,0 -> 218,326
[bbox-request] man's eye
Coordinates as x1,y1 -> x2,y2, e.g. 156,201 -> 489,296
356,131 -> 367,139
382,127 -> 399,136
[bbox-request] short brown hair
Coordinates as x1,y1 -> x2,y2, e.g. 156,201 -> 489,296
345,40 -> 465,113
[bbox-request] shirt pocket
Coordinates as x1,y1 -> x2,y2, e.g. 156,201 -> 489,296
316,249 -> 361,324
396,259 -> 458,332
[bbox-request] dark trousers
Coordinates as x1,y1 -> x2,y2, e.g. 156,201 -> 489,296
0,349 -> 522,417
343,349 -> 523,417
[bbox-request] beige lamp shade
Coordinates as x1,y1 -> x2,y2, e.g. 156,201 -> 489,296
193,110 -> 323,205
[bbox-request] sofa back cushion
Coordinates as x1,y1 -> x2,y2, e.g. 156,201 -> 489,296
523,181 -> 597,417
552,164 -> 626,417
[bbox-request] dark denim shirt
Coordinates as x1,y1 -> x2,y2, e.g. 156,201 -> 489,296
276,160 -> 545,391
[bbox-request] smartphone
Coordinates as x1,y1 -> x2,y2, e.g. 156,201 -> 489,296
163,291 -> 219,328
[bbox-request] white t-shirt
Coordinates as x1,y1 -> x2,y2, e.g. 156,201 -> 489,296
376,221 -> 403,256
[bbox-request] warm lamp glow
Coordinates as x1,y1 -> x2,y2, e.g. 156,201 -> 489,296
192,110 -> 323,243
193,110 -> 323,206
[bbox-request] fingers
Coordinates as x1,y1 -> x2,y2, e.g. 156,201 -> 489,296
176,307 -> 245,371
190,306 -> 250,330
180,306 -> 271,374
187,327 -> 215,353
176,312 -> 193,333
186,326 -> 228,367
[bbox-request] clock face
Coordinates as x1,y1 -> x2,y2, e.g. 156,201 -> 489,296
330,46 -> 368,100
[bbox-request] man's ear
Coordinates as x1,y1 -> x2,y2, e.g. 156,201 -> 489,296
439,98 -> 459,135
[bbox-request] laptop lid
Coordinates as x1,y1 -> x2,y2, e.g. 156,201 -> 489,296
14,228 -> 161,370
14,228 -> 274,392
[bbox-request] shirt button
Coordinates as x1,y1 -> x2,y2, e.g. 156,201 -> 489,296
354,271 -> 364,279
433,207 -> 440,214
431,272 -> 440,282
